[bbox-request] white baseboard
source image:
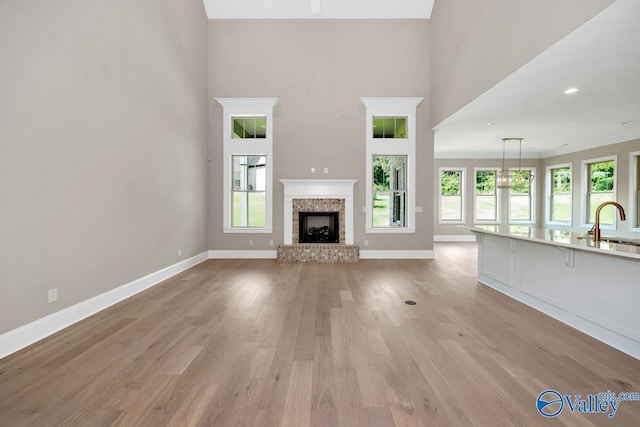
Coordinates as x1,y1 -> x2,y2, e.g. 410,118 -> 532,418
208,250 -> 277,259
0,252 -> 208,360
434,235 -> 477,242
359,250 -> 435,259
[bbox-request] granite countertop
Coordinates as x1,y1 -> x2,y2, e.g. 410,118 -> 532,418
470,225 -> 640,260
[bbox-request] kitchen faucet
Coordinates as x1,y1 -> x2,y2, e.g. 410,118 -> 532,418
590,201 -> 626,242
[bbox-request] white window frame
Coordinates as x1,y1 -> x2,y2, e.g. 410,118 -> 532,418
438,167 -> 466,224
361,97 -> 423,234
473,167 -> 501,224
507,167 -> 536,224
215,98 -> 278,233
545,163 -> 572,226
581,155 -> 617,229
629,151 -> 640,232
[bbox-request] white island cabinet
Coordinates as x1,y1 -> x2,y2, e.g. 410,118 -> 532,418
471,226 -> 640,360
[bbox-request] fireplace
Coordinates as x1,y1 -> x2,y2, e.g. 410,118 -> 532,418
299,212 -> 339,243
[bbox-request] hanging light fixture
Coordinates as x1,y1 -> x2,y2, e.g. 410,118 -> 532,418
496,137 -> 534,190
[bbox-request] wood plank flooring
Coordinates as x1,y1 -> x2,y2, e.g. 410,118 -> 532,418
1,243 -> 639,426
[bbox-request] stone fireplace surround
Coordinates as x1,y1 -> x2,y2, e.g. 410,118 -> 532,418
278,179 -> 358,262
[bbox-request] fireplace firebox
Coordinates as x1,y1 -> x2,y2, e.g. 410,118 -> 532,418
298,212 -> 339,243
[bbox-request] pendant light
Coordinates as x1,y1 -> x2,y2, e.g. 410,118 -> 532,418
496,138 -> 534,190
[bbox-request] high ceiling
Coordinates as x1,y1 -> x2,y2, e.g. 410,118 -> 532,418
434,0 -> 640,159
203,0 -> 434,19
204,1 -> 640,160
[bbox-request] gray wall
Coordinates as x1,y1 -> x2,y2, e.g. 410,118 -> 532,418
542,138 -> 640,236
433,158 -> 544,237
429,0 -> 614,127
208,20 -> 433,252
0,0 -> 209,334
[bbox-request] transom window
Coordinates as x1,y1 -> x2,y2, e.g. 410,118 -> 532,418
232,116 -> 266,139
372,117 -> 407,139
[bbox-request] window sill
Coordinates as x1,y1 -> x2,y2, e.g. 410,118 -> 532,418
581,223 -> 615,230
366,227 -> 415,234
439,220 -> 465,225
547,220 -> 572,227
224,227 -> 273,234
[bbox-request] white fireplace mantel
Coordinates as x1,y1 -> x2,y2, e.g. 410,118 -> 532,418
280,179 -> 357,245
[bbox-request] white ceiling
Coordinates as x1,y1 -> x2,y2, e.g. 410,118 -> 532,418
433,0 -> 640,159
203,0 -> 434,19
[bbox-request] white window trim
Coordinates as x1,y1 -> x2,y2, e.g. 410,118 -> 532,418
629,151 -> 640,233
473,167 -> 501,224
545,162 -> 572,227
507,167 -> 536,225
215,98 -> 279,233
438,167 -> 466,224
361,97 -> 423,234
581,155 -> 617,230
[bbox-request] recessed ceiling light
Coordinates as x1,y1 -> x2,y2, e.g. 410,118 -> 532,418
622,120 -> 634,125
561,143 -> 569,146
487,122 -> 497,126
564,88 -> 579,94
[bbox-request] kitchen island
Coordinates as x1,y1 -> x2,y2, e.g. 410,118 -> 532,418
471,225 -> 640,360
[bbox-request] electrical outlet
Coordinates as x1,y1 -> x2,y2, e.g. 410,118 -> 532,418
269,240 -> 274,246
48,288 -> 58,303
311,167 -> 316,173
364,240 -> 369,246
416,207 -> 423,213
249,240 -> 254,247
178,248 -> 182,257
324,167 -> 329,174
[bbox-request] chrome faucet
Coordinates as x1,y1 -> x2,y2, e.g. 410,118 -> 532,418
591,201 -> 626,242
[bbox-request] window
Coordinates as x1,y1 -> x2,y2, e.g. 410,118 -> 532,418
373,117 -> 407,139
546,164 -> 572,225
508,168 -> 535,223
629,151 -> 640,231
232,155 -> 266,227
373,156 -> 406,227
474,168 -> 499,223
361,97 -> 423,233
232,117 -> 266,139
582,156 -> 616,226
439,168 -> 465,223
216,98 -> 279,233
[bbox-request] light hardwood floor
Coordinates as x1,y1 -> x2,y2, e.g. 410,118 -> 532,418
1,243 -> 639,426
